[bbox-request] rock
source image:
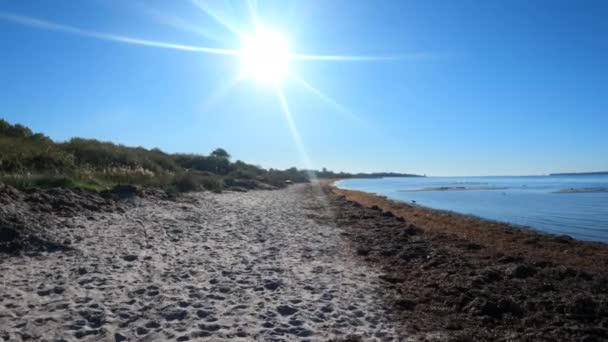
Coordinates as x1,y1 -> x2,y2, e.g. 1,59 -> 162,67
276,305 -> 298,316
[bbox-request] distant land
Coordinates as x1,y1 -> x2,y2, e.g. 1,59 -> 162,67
314,170 -> 424,179
550,171 -> 608,176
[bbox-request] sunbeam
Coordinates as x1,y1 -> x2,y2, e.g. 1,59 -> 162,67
275,87 -> 313,170
190,0 -> 245,38
276,87 -> 332,213
289,73 -> 365,125
0,11 -> 238,55
138,4 -> 227,45
290,52 -> 430,61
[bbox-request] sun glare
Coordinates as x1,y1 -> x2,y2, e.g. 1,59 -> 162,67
240,28 -> 289,84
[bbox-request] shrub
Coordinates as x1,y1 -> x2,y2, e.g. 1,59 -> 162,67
201,177 -> 223,193
172,173 -> 202,192
0,118 -> 315,193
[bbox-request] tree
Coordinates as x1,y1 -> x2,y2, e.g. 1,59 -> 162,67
211,148 -> 230,159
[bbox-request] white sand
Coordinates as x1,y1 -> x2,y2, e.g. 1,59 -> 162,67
0,185 -> 402,341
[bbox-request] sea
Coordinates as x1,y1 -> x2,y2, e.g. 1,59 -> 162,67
336,175 -> 608,243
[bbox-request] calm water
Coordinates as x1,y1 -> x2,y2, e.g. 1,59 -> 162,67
337,175 -> 608,242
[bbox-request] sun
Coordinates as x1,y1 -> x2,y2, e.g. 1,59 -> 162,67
240,28 -> 290,84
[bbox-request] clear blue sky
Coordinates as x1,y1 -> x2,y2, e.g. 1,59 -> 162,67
1,0 -> 606,176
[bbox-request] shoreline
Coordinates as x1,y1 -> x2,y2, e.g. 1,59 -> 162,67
330,181 -> 608,274
323,182 -> 608,340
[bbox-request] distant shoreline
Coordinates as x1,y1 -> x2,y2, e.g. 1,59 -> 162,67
553,187 -> 608,194
399,186 -> 508,192
550,171 -> 608,176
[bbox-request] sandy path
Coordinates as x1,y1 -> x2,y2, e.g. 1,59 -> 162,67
0,185 -> 400,341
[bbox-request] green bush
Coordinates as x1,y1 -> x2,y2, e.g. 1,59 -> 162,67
61,138 -> 179,173
172,172 -> 203,192
201,176 -> 223,193
0,118 -> 313,193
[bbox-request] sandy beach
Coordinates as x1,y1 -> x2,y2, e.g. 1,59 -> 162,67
1,184 -> 401,341
1,183 -> 607,341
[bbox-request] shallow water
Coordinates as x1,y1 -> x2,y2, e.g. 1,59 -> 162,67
337,175 -> 608,242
